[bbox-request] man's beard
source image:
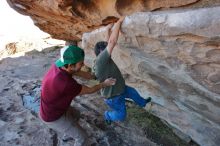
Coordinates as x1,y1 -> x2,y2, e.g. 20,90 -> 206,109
72,67 -> 80,73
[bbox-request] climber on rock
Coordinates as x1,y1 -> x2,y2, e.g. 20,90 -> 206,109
39,45 -> 116,146
93,16 -> 152,124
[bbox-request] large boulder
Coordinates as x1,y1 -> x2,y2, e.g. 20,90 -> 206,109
82,7 -> 220,146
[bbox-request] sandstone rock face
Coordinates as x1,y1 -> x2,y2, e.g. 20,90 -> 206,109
6,0 -> 220,41
82,7 -> 220,146
5,0 -> 220,145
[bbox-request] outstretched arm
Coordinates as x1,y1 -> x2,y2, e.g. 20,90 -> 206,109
105,23 -> 113,42
107,16 -> 125,55
79,78 -> 116,95
74,70 -> 95,80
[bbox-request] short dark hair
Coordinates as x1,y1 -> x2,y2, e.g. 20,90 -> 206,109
94,41 -> 108,56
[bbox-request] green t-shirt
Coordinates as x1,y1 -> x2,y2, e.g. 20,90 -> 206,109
93,49 -> 125,98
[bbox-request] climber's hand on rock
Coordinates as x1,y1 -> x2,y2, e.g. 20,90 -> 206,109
118,16 -> 125,23
106,23 -> 114,30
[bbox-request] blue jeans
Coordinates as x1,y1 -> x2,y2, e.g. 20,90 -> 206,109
104,85 -> 147,122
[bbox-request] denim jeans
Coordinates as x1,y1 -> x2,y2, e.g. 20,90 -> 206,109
104,85 -> 147,122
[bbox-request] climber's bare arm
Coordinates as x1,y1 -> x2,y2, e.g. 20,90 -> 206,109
74,71 -> 95,80
107,16 -> 125,55
105,23 -> 113,42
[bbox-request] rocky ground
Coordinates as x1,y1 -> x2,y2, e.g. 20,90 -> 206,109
0,44 -> 198,146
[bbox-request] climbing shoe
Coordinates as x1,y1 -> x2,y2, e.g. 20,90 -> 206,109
144,97 -> 152,111
145,97 -> 152,104
105,119 -> 112,125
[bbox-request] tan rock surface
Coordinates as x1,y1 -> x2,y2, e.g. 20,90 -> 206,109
4,1 -> 220,146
